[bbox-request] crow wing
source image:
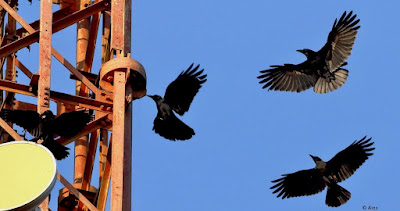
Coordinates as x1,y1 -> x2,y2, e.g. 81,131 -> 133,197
152,112 -> 194,141
313,62 -> 349,93
0,109 -> 42,137
258,63 -> 318,92
163,64 -> 207,115
41,134 -> 70,160
326,136 -> 374,182
271,169 -> 326,199
51,110 -> 92,138
320,11 -> 360,71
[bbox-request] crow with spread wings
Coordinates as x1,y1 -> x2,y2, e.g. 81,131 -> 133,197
0,109 -> 92,160
258,11 -> 360,93
270,136 -> 374,207
148,64 -> 207,141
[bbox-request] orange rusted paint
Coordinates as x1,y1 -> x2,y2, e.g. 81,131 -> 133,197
2,5 -> 17,142
13,100 -> 37,111
0,0 -> 35,36
0,79 -> 113,111
97,135 -> 112,211
37,0 -> 52,209
111,71 -> 133,211
15,8 -> 71,37
109,0 -> 135,209
56,115 -> 111,146
99,129 -> 108,182
83,9 -> 101,74
38,196 -> 50,211
0,0 -> 139,209
99,57 -> 146,100
52,47 -> 100,95
37,0 -> 52,113
101,11 -> 112,64
74,3 -> 91,209
0,116 -> 23,140
0,0 -> 110,59
111,0 -> 131,55
15,58 -> 33,79
57,172 -> 99,211
81,129 -> 100,191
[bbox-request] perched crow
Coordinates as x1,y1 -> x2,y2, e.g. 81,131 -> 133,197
148,63 -> 207,141
258,11 -> 360,93
0,109 -> 92,160
271,136 -> 374,207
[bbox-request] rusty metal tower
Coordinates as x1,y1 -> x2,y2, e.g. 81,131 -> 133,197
0,0 -> 144,210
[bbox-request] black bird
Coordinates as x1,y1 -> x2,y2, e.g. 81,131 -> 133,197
148,63 -> 207,141
258,11 -> 360,93
0,109 -> 92,160
271,136 -> 374,207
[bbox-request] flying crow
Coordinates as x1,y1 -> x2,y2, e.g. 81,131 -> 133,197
271,136 -> 374,207
0,109 -> 92,160
258,11 -> 360,93
148,63 -> 207,141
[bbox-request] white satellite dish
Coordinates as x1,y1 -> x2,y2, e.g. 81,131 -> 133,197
0,141 -> 57,211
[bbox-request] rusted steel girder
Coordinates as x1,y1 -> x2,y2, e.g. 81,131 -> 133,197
2,2 -> 16,143
52,48 -> 101,95
57,172 -> 99,211
13,100 -> 37,111
97,12 -> 111,208
0,116 -> 22,140
0,79 -> 113,112
56,115 -> 112,146
98,55 -> 146,210
111,0 -> 131,55
0,0 -> 100,97
15,58 -> 33,79
15,8 -> 72,37
37,0 -> 52,113
98,129 -> 109,183
97,135 -> 112,211
0,0 -> 110,59
0,0 -> 146,209
80,127 -> 100,191
37,0 -> 53,208
111,71 -> 133,211
79,9 -> 108,197
82,5 -> 101,79
74,1 -> 91,208
101,11 -> 112,64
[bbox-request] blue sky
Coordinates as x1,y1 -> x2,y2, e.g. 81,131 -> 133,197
11,0 -> 400,210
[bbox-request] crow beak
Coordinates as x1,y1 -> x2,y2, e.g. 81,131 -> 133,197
147,95 -> 156,100
309,154 -> 315,160
296,49 -> 303,53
